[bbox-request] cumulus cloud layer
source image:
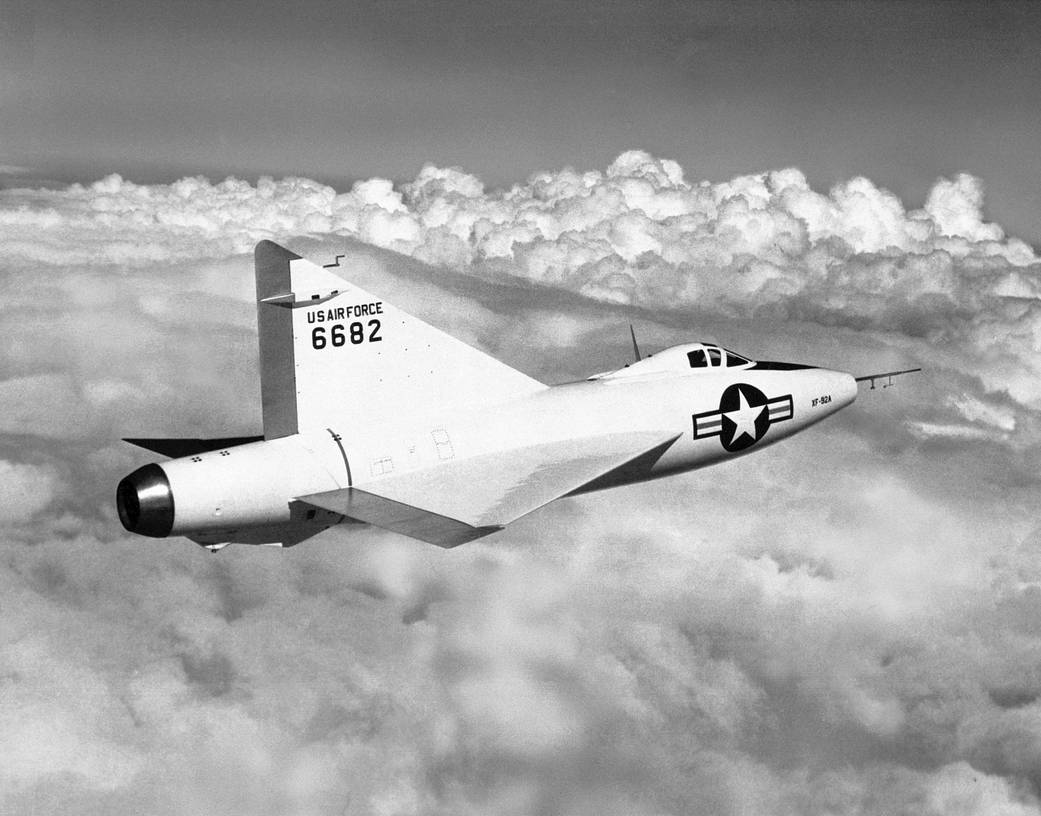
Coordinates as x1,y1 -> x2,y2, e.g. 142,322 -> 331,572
5,150 -> 1039,407
1,154 -> 1040,815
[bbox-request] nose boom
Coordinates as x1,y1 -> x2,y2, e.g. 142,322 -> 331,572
116,463 -> 174,537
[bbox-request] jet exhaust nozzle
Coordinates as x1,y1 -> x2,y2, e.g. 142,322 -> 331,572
117,463 -> 174,537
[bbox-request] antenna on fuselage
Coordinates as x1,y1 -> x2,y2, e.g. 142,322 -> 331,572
629,324 -> 642,363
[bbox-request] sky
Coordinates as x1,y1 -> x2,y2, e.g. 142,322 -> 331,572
3,2 -> 1041,815
1,1 -> 1040,242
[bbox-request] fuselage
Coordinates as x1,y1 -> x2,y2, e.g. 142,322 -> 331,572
117,358 -> 856,546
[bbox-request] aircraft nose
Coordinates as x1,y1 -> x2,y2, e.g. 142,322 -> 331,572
818,368 -> 858,408
116,463 -> 174,537
834,370 -> 858,405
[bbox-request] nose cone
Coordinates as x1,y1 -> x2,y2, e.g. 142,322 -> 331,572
832,369 -> 858,407
117,463 -> 174,537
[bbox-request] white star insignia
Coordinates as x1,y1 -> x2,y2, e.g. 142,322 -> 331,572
724,388 -> 764,443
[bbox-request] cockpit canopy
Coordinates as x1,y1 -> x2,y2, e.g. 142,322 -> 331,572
591,342 -> 755,381
684,343 -> 752,369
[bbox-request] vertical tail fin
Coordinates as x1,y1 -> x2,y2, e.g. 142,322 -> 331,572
254,241 -> 544,439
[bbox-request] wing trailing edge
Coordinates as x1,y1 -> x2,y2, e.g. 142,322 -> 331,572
124,436 -> 263,458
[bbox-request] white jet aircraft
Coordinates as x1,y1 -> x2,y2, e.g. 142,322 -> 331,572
117,241 -> 919,550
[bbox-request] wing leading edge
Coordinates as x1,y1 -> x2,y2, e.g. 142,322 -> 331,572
297,431 -> 681,547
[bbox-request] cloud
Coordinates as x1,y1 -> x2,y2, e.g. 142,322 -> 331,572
1,153 -> 1041,814
4,151 -> 1038,411
0,459 -> 60,519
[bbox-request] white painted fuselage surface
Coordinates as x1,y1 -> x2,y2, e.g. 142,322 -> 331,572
153,357 -> 855,546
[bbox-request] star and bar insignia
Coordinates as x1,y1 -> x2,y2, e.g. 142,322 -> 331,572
693,383 -> 794,452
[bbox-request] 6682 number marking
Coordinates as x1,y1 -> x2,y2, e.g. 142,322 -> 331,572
312,320 -> 382,349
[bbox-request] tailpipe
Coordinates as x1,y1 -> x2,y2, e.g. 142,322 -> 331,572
116,464 -> 174,537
